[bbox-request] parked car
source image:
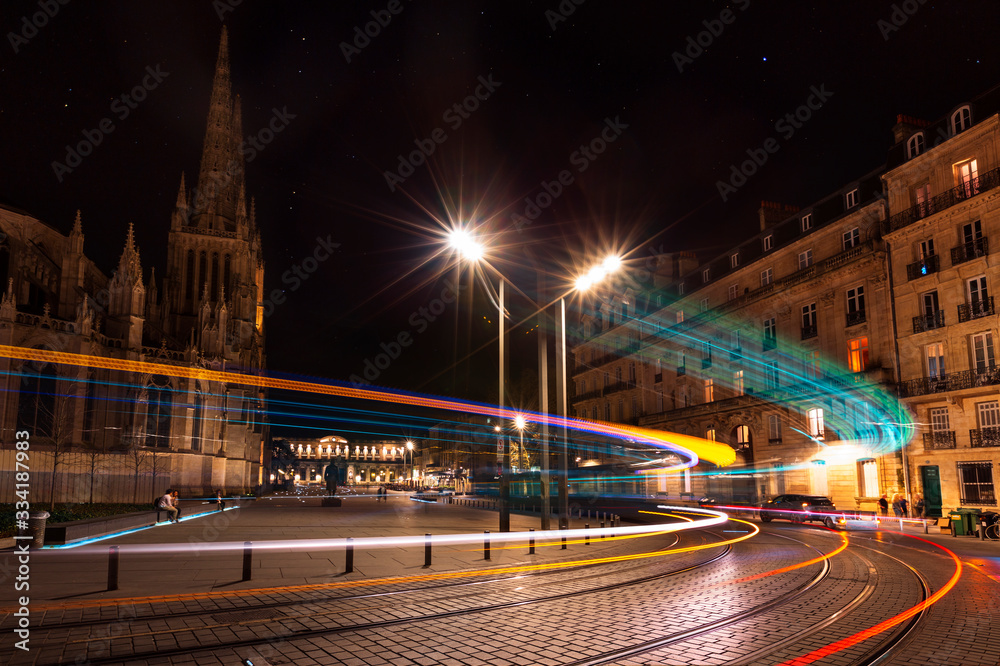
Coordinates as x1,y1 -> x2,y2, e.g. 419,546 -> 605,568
759,494 -> 836,525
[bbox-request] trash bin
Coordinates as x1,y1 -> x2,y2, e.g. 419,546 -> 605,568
26,511 -> 50,548
955,507 -> 981,536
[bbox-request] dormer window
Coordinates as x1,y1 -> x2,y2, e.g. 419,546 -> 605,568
763,234 -> 773,252
702,268 -> 710,283
845,189 -> 859,209
800,214 -> 813,232
730,253 -> 739,269
907,133 -> 925,159
952,105 -> 972,135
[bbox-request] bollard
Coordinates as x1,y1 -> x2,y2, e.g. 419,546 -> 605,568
981,520 -> 986,541
561,526 -> 567,550
585,523 -> 590,545
345,537 -> 354,573
425,533 -> 432,567
529,528 -> 535,555
484,530 -> 491,560
107,546 -> 119,591
923,519 -> 929,535
242,541 -> 252,582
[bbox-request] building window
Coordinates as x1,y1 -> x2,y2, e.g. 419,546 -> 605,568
956,159 -> 979,198
703,341 -> 713,367
907,133 -> 925,159
807,408 -> 825,439
847,285 -> 866,318
732,329 -> 742,351
845,189 -> 859,209
972,332 -> 996,373
763,317 -> 776,349
957,461 -> 996,506
728,284 -> 739,301
17,360 -> 56,438
806,350 -> 821,379
801,214 -> 813,232
915,184 -> 932,218
656,391 -> 663,412
842,227 -> 860,250
678,282 -> 685,296
703,268 -> 711,283
801,302 -> 817,339
930,406 -> 950,433
763,234 -> 773,252
951,105 -> 972,135
798,249 -> 813,270
730,253 -> 739,269
735,425 -> 750,448
733,370 -> 744,396
676,310 -> 685,324
765,361 -> 779,389
706,428 -> 716,441
768,415 -> 781,442
977,401 -> 1000,430
704,379 -> 714,403
761,268 -> 773,286
700,298 -> 709,312
859,459 -> 879,498
926,343 -> 945,379
145,376 -> 173,448
847,337 -> 869,372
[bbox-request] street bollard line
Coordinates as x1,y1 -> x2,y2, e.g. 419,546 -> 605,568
484,530 -> 490,560
242,541 -> 252,582
425,533 -> 432,567
345,537 -> 354,573
107,546 -> 119,591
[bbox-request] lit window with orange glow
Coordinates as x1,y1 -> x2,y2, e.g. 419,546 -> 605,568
847,337 -> 869,372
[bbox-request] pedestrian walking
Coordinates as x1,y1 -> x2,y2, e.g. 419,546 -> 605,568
899,496 -> 909,517
914,494 -> 926,518
877,494 -> 888,516
891,494 -> 903,517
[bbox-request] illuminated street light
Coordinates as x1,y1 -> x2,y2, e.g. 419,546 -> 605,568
406,440 -> 414,487
514,414 -> 526,472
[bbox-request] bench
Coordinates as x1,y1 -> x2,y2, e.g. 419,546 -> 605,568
45,511 -> 160,545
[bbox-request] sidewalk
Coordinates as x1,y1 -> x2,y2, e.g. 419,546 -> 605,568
0,488 -> 629,605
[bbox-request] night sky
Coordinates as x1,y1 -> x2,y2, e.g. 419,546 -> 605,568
2,2 -> 1000,419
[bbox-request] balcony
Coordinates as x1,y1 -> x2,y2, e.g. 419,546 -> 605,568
922,431 -> 956,450
912,310 -> 945,333
702,356 -> 713,370
970,428 -> 1000,448
846,309 -> 866,327
654,372 -> 662,384
898,365 -> 1000,398
762,336 -> 777,352
958,297 -> 995,322
906,254 -> 939,280
603,381 -> 633,394
884,165 -> 1000,233
676,366 -> 686,377
951,236 -> 989,266
800,324 -> 817,340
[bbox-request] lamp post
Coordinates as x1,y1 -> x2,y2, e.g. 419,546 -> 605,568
447,228 -> 510,531
406,440 -> 414,488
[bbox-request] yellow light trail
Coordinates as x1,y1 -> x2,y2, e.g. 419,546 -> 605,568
0,344 -> 735,467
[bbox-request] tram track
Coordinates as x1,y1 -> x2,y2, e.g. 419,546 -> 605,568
23,530 -> 734,665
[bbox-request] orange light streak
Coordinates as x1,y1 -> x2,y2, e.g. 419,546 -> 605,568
776,534 -> 963,666
0,344 -> 735,466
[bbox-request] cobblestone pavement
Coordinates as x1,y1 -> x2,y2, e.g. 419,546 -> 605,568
1,494 -> 998,665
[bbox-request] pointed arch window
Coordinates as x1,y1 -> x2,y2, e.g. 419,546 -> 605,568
191,391 -> 203,451
145,375 -> 172,448
223,254 -> 232,298
198,251 -> 207,299
17,358 -> 57,438
210,252 -> 220,301
185,250 -> 195,302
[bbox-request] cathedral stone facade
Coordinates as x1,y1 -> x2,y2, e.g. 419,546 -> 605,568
0,29 -> 268,502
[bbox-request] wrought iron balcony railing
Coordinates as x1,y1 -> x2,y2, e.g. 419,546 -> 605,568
906,254 -> 940,280
801,324 -> 817,340
970,428 -> 1000,448
846,309 -> 866,327
898,365 -> 1000,398
912,310 -> 945,333
676,366 -> 686,376
922,431 -> 956,450
951,236 -> 989,266
884,165 -> 1000,233
958,297 -> 995,322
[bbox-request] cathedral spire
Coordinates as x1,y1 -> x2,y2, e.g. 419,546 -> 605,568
116,223 -> 144,288
193,27 -> 244,230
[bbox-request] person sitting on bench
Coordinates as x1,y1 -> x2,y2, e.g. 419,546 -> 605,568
156,489 -> 179,523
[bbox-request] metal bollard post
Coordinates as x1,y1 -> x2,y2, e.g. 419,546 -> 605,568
107,546 -> 119,591
425,533 -> 432,566
345,537 -> 354,573
529,528 -> 535,555
923,519 -> 929,534
585,523 -> 590,545
484,530 -> 491,560
561,525 -> 567,550
981,520 -> 986,541
242,541 -> 252,582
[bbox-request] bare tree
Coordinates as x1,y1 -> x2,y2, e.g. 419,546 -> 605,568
122,431 -> 150,505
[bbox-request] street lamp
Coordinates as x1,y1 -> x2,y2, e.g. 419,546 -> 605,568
514,414 -> 526,472
406,440 -> 414,487
449,228 -> 511,531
